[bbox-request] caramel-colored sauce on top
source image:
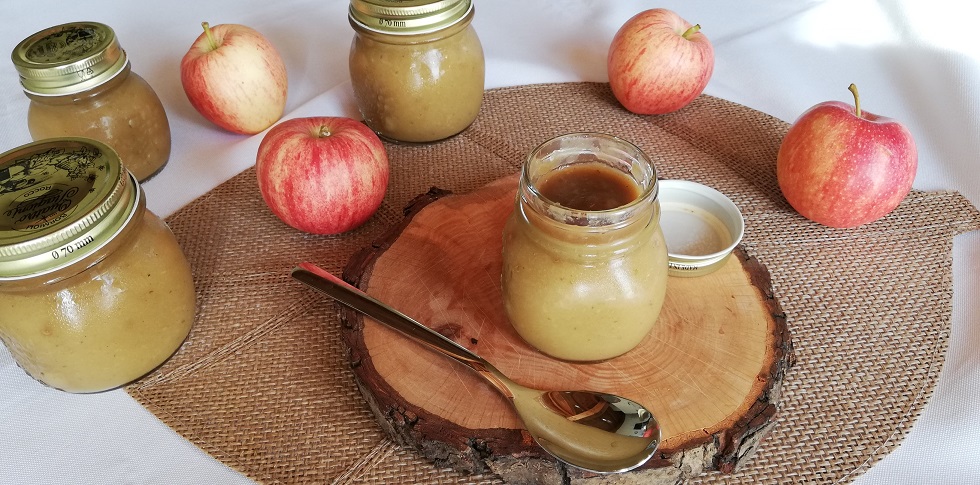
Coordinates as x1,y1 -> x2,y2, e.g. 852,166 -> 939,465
537,162 -> 640,211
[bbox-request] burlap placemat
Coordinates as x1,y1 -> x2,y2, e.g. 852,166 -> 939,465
126,82 -> 980,484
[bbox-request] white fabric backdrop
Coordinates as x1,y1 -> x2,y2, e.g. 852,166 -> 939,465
1,1 -> 978,483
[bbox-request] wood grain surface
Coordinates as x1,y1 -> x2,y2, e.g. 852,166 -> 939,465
340,174 -> 794,483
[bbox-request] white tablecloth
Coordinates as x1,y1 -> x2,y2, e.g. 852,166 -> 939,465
1,1 -> 978,483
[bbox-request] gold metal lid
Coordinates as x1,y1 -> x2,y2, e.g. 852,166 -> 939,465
11,21 -> 129,96
0,138 -> 139,280
349,0 -> 472,35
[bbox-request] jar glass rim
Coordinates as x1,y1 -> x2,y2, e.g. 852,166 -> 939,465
520,132 -> 660,228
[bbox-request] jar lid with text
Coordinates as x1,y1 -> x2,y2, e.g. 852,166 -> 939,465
349,0 -> 473,35
11,21 -> 129,96
0,138 -> 140,280
659,180 -> 745,277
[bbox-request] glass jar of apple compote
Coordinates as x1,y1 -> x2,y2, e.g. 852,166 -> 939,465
501,133 -> 669,362
348,0 -> 485,143
11,21 -> 171,181
0,138 -> 196,393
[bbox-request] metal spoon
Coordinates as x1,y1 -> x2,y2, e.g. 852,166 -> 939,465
291,262 -> 661,474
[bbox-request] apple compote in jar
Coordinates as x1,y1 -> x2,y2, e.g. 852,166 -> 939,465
348,0 -> 485,143
501,133 -> 669,362
0,138 -> 196,393
11,21 -> 172,181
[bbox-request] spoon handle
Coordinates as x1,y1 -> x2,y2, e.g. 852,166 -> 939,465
292,262 -> 488,370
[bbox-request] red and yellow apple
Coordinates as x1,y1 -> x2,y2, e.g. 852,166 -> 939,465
777,84 -> 917,228
256,117 -> 389,235
607,8 -> 714,115
180,22 -> 287,135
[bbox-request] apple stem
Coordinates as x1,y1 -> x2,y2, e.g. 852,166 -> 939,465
682,24 -> 702,39
317,126 -> 331,138
202,22 -> 218,51
848,83 -> 862,118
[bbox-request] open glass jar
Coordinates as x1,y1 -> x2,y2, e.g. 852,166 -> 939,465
0,138 -> 195,393
348,0 -> 485,143
11,21 -> 172,181
501,133 -> 669,362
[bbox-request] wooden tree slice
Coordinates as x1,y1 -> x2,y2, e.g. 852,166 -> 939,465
341,174 -> 794,484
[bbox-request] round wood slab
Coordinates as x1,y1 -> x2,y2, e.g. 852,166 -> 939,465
341,174 -> 793,483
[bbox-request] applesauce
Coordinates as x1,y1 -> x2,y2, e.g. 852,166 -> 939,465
348,0 -> 485,143
0,138 -> 195,393
501,133 -> 668,361
12,22 -> 171,181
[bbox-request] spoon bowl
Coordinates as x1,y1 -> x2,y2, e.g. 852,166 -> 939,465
291,262 -> 661,474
